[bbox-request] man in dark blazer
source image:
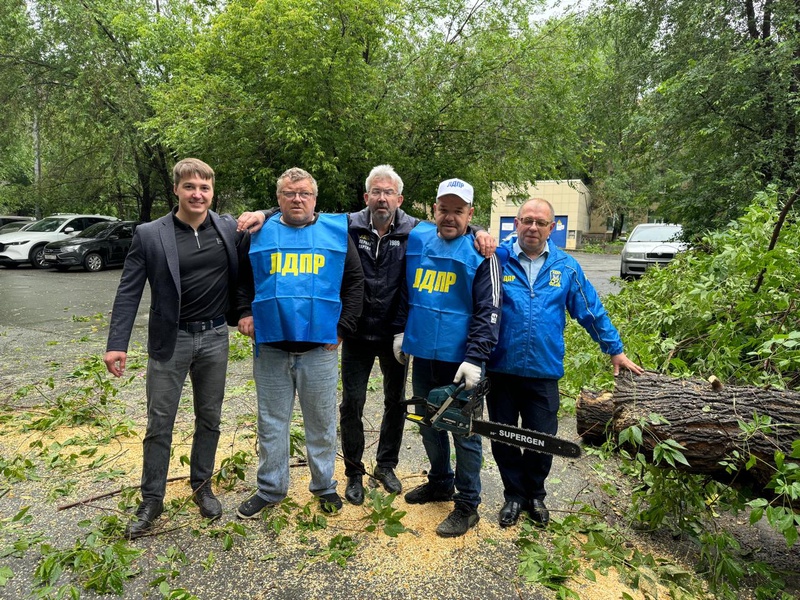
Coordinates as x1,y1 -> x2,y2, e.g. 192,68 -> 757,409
104,158 -> 246,539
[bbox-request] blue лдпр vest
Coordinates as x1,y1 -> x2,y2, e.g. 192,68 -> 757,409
249,213 -> 348,345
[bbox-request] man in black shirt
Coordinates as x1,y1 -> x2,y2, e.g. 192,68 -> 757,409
105,158 -> 246,539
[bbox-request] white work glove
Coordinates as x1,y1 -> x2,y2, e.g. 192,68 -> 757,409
454,361 -> 482,390
393,333 -> 407,365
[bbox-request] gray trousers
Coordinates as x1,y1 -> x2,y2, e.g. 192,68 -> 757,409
141,325 -> 229,501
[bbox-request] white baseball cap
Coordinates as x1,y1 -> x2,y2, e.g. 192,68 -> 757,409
436,178 -> 474,205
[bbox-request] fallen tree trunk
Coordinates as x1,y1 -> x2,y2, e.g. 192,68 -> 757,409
576,372 -> 800,492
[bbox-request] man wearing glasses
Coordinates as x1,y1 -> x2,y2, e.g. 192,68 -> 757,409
487,198 -> 642,529
235,168 -> 364,518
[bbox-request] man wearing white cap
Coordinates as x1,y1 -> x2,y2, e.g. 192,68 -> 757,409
396,178 -> 502,537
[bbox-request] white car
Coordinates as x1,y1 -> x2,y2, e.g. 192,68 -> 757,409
619,223 -> 687,279
0,214 -> 118,269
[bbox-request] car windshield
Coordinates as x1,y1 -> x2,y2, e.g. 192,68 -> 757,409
26,217 -> 70,233
628,225 -> 682,243
78,222 -> 116,238
0,222 -> 30,233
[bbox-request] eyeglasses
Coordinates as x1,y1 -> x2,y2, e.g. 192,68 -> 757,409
279,191 -> 315,200
518,217 -> 552,228
368,188 -> 398,198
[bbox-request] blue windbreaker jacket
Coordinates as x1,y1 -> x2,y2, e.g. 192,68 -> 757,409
488,239 -> 623,379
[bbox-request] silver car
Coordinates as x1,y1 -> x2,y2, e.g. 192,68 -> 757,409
620,223 -> 686,279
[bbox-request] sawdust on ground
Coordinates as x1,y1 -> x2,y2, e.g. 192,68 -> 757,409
0,419 -> 674,600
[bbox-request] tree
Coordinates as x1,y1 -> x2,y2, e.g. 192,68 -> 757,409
145,0 -> 594,221
0,0 -> 205,221
583,0 -> 800,237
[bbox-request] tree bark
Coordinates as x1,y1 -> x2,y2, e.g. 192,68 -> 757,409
576,372 -> 800,492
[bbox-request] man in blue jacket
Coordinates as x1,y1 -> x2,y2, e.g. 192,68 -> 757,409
398,178 -> 502,538
487,198 -> 642,528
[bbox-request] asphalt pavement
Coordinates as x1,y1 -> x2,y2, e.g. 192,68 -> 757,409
0,250 -> 620,334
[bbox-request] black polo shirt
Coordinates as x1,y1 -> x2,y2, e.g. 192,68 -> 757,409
173,213 -> 229,322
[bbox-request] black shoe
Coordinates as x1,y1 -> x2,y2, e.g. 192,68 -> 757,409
319,492 -> 343,514
192,484 -> 222,520
345,475 -> 364,505
124,499 -> 164,539
404,482 -> 455,504
236,493 -> 273,519
372,466 -> 402,494
529,499 -> 550,526
436,503 -> 480,538
498,500 -> 523,528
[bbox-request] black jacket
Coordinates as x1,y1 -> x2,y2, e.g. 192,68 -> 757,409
347,207 -> 419,342
107,209 -> 247,361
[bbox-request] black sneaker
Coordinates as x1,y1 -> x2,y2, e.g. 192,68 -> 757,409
404,482 -> 455,505
345,475 -> 364,505
372,466 -> 402,494
319,492 -> 343,514
436,503 -> 480,538
192,484 -> 222,520
236,493 -> 273,519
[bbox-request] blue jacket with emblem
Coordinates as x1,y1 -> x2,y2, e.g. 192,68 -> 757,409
488,238 -> 624,379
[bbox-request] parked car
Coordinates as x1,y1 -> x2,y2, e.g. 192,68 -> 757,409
43,220 -> 140,272
0,215 -> 35,228
620,223 -> 686,279
0,214 -> 118,269
0,220 -> 36,234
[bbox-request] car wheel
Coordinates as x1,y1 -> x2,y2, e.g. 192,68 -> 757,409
29,245 -> 48,269
83,252 -> 104,272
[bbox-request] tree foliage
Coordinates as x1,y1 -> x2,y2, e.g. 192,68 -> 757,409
145,0 -> 590,218
561,189 -> 799,597
0,0 -> 198,220
581,0 -> 800,236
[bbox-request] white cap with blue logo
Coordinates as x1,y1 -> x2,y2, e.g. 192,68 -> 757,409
436,178 -> 474,205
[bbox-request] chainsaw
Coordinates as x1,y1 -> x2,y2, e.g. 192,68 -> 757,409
404,378 -> 581,458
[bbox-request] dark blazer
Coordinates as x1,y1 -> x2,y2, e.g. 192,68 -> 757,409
106,208 -> 243,361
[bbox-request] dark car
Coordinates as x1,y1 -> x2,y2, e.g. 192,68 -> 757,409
42,221 -> 140,272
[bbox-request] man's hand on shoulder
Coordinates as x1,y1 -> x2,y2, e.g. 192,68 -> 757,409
237,211 -> 266,233
474,230 -> 497,257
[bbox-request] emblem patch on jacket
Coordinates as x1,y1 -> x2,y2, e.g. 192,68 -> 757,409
549,270 -> 562,288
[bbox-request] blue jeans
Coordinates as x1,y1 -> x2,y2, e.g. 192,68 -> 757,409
340,338 -> 407,477
142,325 -> 229,501
252,344 -> 339,503
412,357 -> 482,509
486,372 -> 559,502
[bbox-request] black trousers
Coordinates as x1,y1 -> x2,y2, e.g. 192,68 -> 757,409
339,338 -> 407,477
486,372 -> 560,503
